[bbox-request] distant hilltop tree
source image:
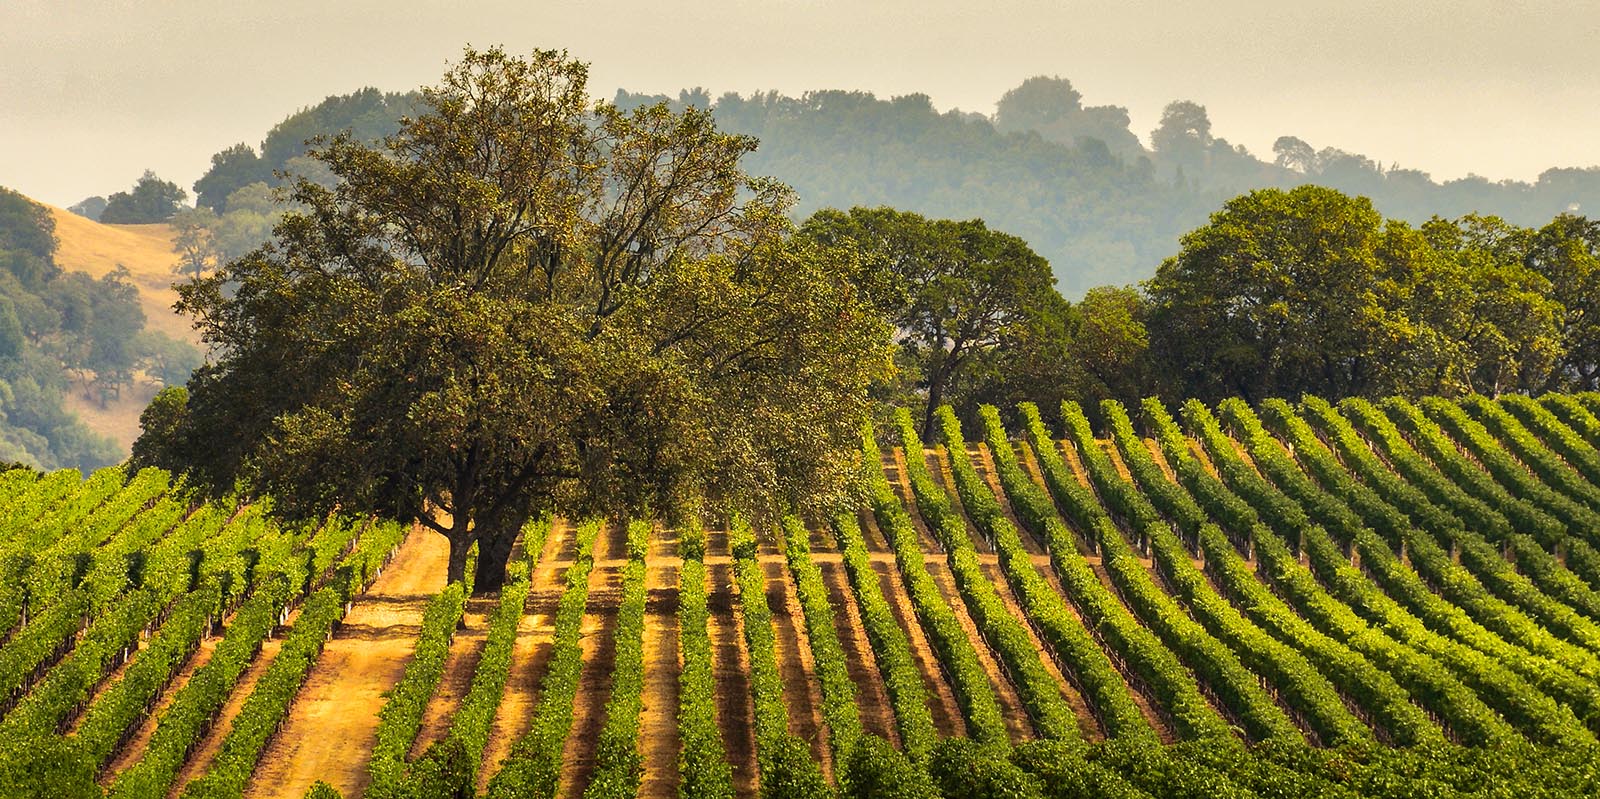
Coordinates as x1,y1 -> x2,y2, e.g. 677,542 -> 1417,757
67,196 -> 106,221
100,170 -> 187,224
993,75 -> 1144,163
191,88 -> 420,211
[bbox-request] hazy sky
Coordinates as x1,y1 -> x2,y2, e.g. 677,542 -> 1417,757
4,0 -> 1599,208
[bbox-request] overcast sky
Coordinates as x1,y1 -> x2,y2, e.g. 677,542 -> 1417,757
4,0 -> 1598,208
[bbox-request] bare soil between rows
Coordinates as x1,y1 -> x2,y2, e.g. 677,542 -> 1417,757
243,528 -> 446,799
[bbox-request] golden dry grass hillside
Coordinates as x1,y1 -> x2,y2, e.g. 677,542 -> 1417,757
48,205 -> 198,345
46,204 -> 201,451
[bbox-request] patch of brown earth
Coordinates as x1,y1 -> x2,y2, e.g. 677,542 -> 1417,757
868,559 -> 965,738
705,561 -> 758,795
98,630 -> 221,781
555,522 -> 624,799
476,519 -> 569,791
817,559 -> 900,746
637,551 -> 681,799
239,528 -> 447,799
921,560 -> 1033,743
763,558 -> 831,781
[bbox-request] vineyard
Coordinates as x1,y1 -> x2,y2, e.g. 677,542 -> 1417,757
6,393 -> 1600,798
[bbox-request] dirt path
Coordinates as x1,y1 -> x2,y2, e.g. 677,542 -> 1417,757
1102,440 -> 1135,482
1146,439 -> 1178,482
763,558 -> 832,782
914,561 -> 1028,742
818,559 -> 900,746
555,522 -> 625,799
807,517 -> 838,555
869,559 -> 965,738
1057,440 -> 1094,489
1012,441 -> 1096,556
976,557 -> 1100,741
756,519 -> 784,559
856,506 -> 894,554
170,634 -> 286,798
1228,434 -> 1262,473
971,443 -> 1042,555
240,527 -> 447,799
949,443 -> 1092,739
705,522 -> 732,561
886,448 -> 1037,742
637,526 -> 681,799
477,520 -> 569,791
889,448 -> 945,555
1188,439 -> 1221,479
856,504 -> 965,738
706,560 -> 758,795
1003,440 -> 1179,743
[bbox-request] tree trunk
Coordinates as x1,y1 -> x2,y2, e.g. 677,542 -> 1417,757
922,371 -> 947,444
445,532 -> 476,586
473,527 -> 518,595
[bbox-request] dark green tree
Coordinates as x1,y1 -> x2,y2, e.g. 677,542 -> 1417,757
1146,185 -> 1417,402
100,170 -> 187,224
133,48 -> 891,593
1066,285 -> 1151,408
1419,214 -> 1564,395
800,206 -> 1059,439
1526,214 -> 1600,389
192,143 -> 270,211
0,187 -> 60,289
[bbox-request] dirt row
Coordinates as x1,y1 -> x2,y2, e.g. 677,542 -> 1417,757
904,447 -> 1034,742
243,530 -> 449,798
858,507 -> 967,738
638,537 -> 681,799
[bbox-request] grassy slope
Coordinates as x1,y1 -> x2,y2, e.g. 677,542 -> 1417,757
45,204 -> 197,450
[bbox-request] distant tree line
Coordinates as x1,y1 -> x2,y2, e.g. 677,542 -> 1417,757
124,48 -> 1600,597
172,78 -> 1600,299
619,78 -> 1600,295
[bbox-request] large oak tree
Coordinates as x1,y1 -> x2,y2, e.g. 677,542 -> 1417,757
134,48 -> 891,592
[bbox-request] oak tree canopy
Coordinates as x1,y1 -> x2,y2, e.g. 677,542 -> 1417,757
134,47 -> 892,592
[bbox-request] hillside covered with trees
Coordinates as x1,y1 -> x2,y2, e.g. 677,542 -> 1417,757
624,79 -> 1600,295
0,189 -> 165,470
